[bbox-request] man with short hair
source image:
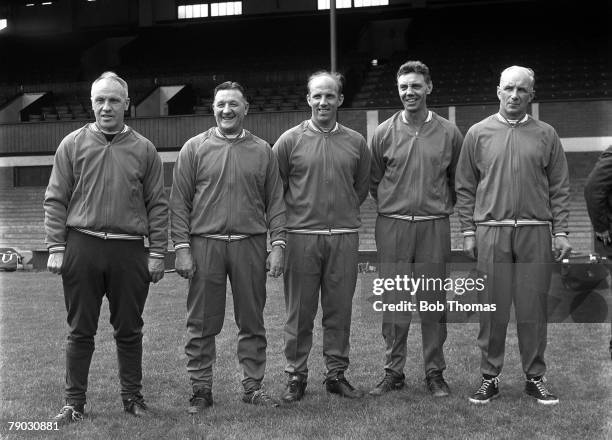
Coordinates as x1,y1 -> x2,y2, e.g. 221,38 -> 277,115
456,66 -> 572,405
170,81 -> 286,412
369,60 -> 463,398
273,71 -> 371,402
45,71 -> 168,423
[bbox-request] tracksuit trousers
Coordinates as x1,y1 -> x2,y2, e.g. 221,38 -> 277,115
375,215 -> 449,378
61,229 -> 150,405
283,232 -> 359,379
476,225 -> 552,378
185,235 -> 267,393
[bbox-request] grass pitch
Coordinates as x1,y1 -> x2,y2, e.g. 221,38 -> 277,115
0,271 -> 610,440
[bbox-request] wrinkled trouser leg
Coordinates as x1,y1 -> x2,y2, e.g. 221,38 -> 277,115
185,237 -> 227,390
376,216 -> 449,377
284,233 -> 358,379
476,226 -> 551,378
62,230 -> 149,404
227,235 -> 268,392
321,234 -> 359,378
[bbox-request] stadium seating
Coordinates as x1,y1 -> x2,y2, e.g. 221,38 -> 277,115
349,38 -> 609,108
0,17 -> 608,121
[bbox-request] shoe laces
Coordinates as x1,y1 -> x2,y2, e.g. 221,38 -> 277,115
58,405 -> 83,422
476,376 -> 499,394
250,388 -> 274,404
528,377 -> 552,396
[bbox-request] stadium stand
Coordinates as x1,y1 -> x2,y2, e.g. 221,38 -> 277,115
2,2 -> 607,119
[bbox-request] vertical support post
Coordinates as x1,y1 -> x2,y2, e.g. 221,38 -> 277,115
330,0 -> 337,72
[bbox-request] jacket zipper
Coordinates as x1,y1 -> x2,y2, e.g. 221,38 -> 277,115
228,142 -> 233,240
103,133 -> 112,228
325,133 -> 334,231
509,126 -> 519,222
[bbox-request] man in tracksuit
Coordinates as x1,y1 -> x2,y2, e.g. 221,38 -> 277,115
273,71 -> 371,402
584,146 -> 612,359
170,81 -> 286,412
369,61 -> 463,398
455,66 -> 572,405
45,71 -> 168,423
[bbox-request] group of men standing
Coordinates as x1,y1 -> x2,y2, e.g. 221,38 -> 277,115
44,60 -> 572,424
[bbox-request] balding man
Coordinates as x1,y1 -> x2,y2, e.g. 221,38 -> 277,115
273,71 -> 371,402
456,66 -> 571,405
45,71 -> 168,423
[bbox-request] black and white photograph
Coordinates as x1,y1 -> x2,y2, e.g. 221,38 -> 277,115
0,0 -> 610,439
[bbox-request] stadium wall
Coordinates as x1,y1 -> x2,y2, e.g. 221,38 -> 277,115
540,101 -> 612,138
1,100 -> 611,157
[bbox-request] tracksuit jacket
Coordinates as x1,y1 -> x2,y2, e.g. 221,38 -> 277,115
44,123 -> 168,257
455,115 -> 570,234
370,111 -> 463,215
170,128 -> 285,245
273,121 -> 371,229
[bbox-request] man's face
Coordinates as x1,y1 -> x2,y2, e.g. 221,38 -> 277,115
91,78 -> 129,133
307,75 -> 344,129
213,89 -> 248,135
397,72 -> 431,114
497,69 -> 534,120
